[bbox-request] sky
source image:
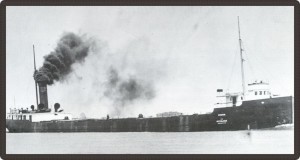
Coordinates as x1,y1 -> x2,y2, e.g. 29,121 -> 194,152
6,6 -> 294,118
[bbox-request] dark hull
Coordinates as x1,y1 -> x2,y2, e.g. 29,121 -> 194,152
6,96 -> 293,132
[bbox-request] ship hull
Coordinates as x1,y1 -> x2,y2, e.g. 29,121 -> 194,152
6,96 -> 293,132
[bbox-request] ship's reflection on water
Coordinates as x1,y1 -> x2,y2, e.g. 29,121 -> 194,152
6,128 -> 293,154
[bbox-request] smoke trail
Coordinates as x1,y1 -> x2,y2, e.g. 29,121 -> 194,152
104,67 -> 155,110
34,32 -> 94,85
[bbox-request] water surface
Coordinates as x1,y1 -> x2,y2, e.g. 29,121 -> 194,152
6,129 -> 294,154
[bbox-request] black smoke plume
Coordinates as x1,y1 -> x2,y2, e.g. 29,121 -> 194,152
34,32 -> 93,85
104,67 -> 155,108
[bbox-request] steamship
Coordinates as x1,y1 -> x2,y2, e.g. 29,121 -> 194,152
6,18 -> 293,132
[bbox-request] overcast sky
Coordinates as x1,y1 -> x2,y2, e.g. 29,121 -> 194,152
6,6 -> 294,118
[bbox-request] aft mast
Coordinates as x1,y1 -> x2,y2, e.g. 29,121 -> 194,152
33,45 -> 39,108
238,17 -> 246,96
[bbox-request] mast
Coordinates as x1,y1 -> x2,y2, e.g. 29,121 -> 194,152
33,45 -> 39,108
238,16 -> 246,96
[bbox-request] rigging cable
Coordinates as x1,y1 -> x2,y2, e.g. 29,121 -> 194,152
226,46 -> 239,92
244,46 -> 288,95
242,40 -> 257,82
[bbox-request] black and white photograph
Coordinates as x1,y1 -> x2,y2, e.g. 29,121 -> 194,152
4,5 -> 295,155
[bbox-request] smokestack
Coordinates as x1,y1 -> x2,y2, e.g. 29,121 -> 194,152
37,81 -> 48,109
